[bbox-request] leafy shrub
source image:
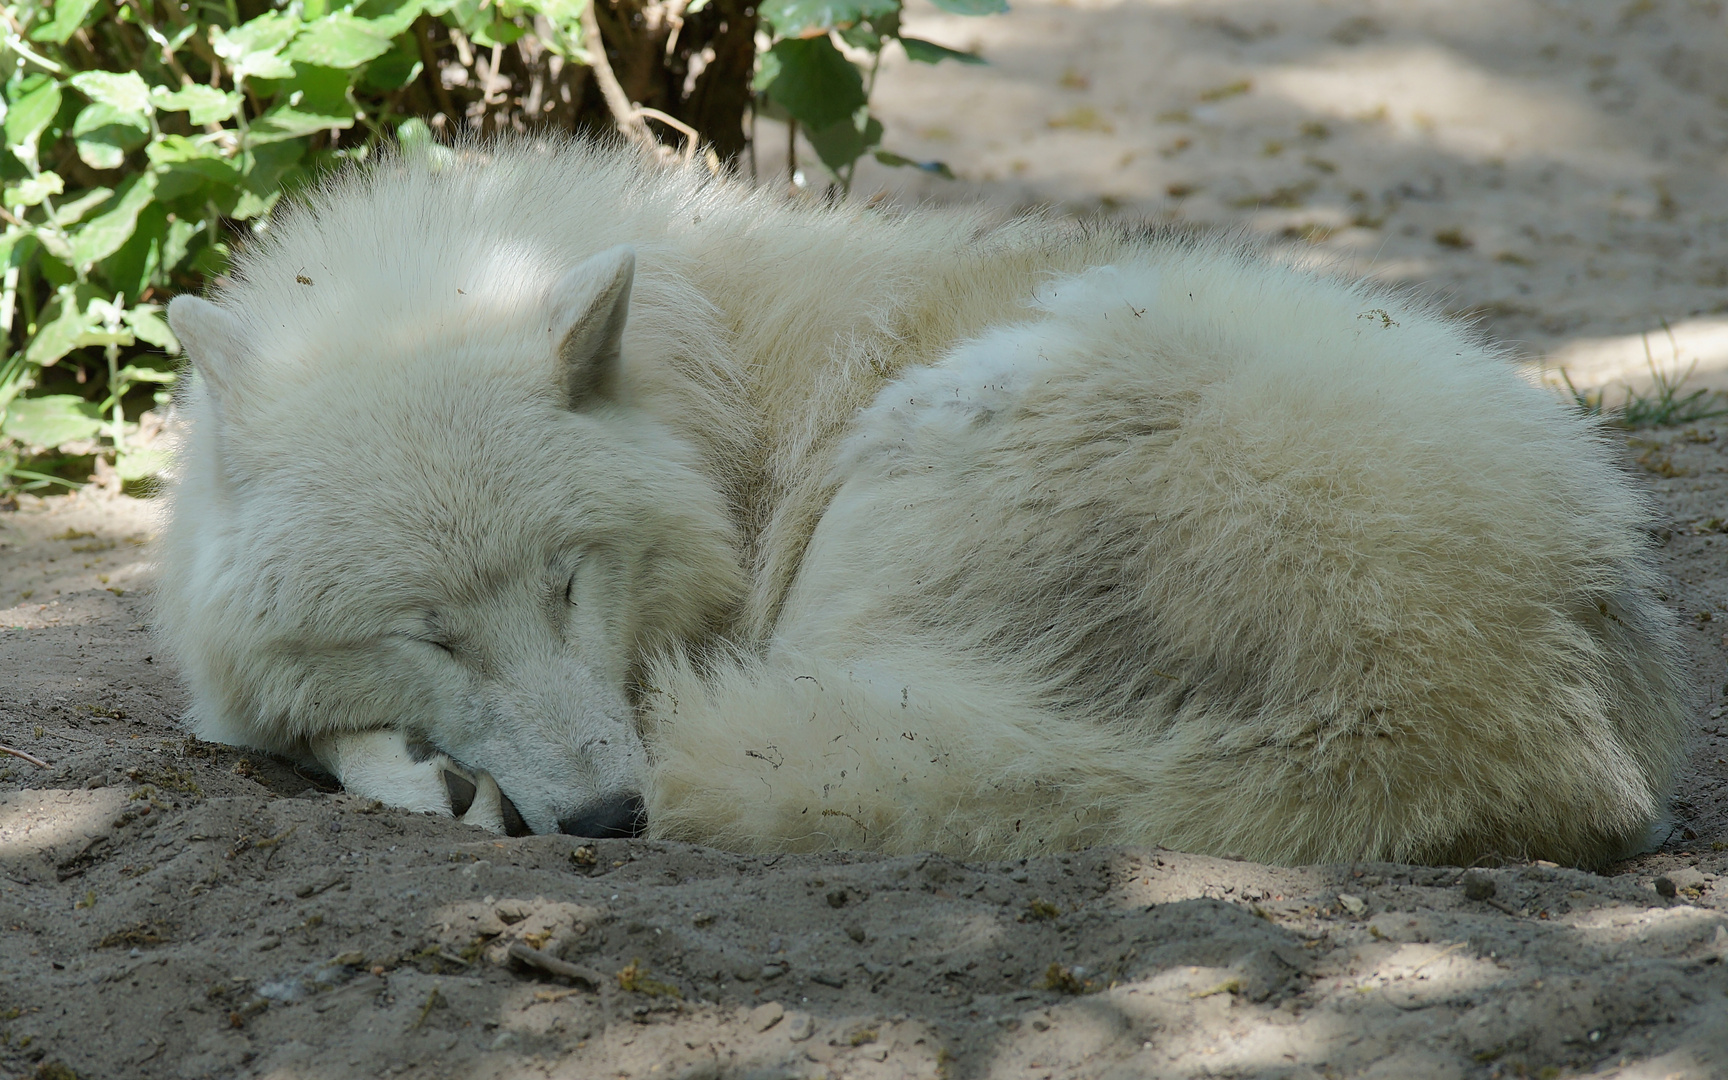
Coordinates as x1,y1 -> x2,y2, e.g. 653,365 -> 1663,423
0,0 -> 999,494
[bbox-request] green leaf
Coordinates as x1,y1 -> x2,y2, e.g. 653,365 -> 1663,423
115,361 -> 176,383
238,138 -> 306,194
804,112 -> 881,172
213,14 -> 301,80
23,289 -> 97,367
230,188 -> 280,220
397,116 -> 434,149
3,171 -> 64,208
759,0 -> 896,38
247,103 -> 355,144
214,13 -> 299,59
71,101 -> 149,136
359,0 -> 428,40
1,394 -> 103,447
285,14 -> 394,67
233,51 -> 298,81
51,186 -> 114,226
359,45 -> 422,92
28,0 -> 101,45
472,16 -> 527,47
161,217 -> 199,273
69,70 -> 153,114
190,239 -> 230,278
5,78 -> 63,167
243,63 -> 357,145
121,306 -> 178,352
144,133 -> 231,165
900,36 -> 984,64
72,101 -> 152,170
153,157 -> 240,202
438,0 -> 527,46
101,200 -> 167,299
75,326 -> 133,348
68,170 -> 156,268
438,0 -> 484,31
114,446 -> 170,482
874,149 -> 955,178
837,22 -> 886,51
756,37 -> 866,129
925,0 -> 1007,13
0,350 -> 30,413
150,85 -> 241,125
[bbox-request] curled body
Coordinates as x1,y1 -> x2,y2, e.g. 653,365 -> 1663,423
155,137 -> 1685,865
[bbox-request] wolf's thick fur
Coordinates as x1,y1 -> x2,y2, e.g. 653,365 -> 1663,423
156,138 -> 1685,866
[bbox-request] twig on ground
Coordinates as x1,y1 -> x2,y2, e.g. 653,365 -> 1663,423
507,942 -> 607,990
1410,941 -> 1467,974
0,744 -> 49,768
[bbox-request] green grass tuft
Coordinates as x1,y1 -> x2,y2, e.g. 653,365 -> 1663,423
1559,324 -> 1728,429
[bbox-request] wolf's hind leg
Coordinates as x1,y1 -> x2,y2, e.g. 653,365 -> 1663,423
307,729 -> 513,834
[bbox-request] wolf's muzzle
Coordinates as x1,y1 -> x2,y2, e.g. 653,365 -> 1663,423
559,793 -> 647,838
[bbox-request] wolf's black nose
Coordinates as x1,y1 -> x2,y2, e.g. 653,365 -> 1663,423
559,793 -> 647,838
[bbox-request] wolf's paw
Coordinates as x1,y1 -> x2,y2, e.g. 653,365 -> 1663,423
412,741 -> 531,836
308,729 -> 529,836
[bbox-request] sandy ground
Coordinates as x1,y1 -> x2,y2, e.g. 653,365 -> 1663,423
4,1 -> 1728,1077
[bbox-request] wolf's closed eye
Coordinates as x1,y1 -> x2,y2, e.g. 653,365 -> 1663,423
403,633 -> 455,656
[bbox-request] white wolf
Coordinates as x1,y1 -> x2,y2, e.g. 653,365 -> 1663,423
156,138 -> 1685,866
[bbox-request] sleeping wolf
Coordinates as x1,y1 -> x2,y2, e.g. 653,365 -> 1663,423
156,138 -> 1684,865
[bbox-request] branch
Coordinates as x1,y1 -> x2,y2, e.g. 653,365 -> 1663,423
634,107 -> 698,161
579,0 -> 658,151
0,744 -> 49,769
414,16 -> 460,125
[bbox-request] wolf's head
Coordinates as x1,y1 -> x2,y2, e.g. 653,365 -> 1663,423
158,245 -> 745,836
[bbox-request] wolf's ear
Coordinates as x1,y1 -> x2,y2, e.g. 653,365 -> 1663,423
167,295 -> 249,415
548,245 -> 634,409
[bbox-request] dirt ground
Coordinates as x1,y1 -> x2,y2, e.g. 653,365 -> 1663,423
5,1 -> 1728,1077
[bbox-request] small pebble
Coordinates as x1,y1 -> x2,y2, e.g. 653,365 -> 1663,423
1654,876 -> 1678,899
786,1013 -> 815,1042
845,924 -> 866,943
1462,871 -> 1496,901
1666,866 -> 1707,892
748,1001 -> 784,1032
